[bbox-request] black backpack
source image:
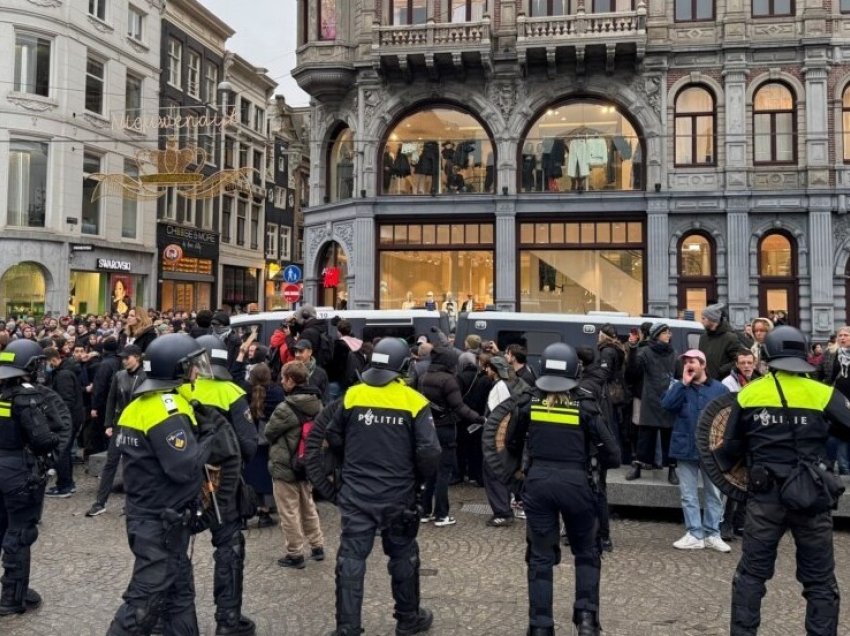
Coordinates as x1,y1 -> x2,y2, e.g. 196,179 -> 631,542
267,346 -> 284,383
314,331 -> 334,368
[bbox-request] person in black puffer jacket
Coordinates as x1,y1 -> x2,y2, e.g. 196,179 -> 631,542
456,354 -> 492,486
294,304 -> 331,367
419,345 -> 485,526
43,348 -> 86,497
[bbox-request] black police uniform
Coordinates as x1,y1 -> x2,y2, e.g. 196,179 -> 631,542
178,377 -> 256,634
524,391 -> 603,635
0,382 -> 59,614
326,377 -> 441,634
717,370 -> 850,635
107,390 -> 206,635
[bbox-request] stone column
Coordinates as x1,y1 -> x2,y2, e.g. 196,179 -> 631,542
722,63 -> 748,189
809,200 -> 834,335
352,210 -> 376,309
725,200 -> 751,328
646,198 -> 670,317
495,200 -> 516,311
803,54 -> 830,187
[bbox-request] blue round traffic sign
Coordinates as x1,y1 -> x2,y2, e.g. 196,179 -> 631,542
282,264 -> 302,284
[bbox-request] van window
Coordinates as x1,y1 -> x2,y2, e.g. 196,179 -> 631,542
234,322 -> 263,345
687,332 -> 701,350
363,325 -> 416,345
497,330 -> 562,357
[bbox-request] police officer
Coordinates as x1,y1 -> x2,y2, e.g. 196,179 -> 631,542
325,337 -> 441,636
107,333 -> 217,635
0,340 -> 60,616
524,342 -> 619,636
179,334 -> 257,636
716,326 -> 850,636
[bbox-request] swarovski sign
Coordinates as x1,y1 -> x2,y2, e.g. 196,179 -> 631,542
97,258 -> 132,272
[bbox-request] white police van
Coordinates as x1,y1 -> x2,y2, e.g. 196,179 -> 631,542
454,311 -> 704,369
230,309 -> 451,347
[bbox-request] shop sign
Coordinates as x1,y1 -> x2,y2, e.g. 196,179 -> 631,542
97,258 -> 132,272
157,223 -> 218,260
163,244 -> 184,263
322,267 -> 340,288
70,243 -> 94,252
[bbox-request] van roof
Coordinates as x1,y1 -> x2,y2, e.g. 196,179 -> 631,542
230,309 -> 445,326
463,311 -> 703,330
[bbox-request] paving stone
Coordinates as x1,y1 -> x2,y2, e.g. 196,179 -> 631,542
4,473 -> 849,635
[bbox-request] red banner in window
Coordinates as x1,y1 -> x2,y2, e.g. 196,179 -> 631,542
322,267 -> 340,288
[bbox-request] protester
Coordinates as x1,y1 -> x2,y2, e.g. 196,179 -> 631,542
246,362 -> 282,528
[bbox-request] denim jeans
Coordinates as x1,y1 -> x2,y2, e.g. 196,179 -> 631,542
676,459 -> 724,539
826,436 -> 850,474
422,426 -> 456,519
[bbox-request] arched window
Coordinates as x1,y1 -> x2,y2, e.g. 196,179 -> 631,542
758,231 -> 798,326
450,0 -> 486,22
391,0 -> 427,25
327,126 -> 354,202
520,98 -> 642,192
0,262 -> 47,318
753,82 -> 796,164
841,85 -> 850,163
675,86 -> 715,166
677,233 -> 716,320
381,106 -> 495,195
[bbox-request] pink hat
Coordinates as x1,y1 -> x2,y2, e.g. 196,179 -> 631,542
679,349 -> 706,364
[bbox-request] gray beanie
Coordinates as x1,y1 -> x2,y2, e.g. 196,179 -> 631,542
702,303 -> 724,323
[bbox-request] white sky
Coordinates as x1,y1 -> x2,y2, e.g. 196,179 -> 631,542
198,0 -> 310,106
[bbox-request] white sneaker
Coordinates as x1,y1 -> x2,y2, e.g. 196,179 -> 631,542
420,514 -> 435,524
673,533 -> 705,550
433,516 -> 457,527
704,535 -> 732,553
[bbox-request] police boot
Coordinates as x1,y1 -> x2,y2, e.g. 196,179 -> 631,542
527,627 -> 554,636
215,610 -> 256,636
24,588 -> 42,611
395,607 -> 433,636
325,628 -> 364,636
0,581 -> 26,616
575,611 -> 600,636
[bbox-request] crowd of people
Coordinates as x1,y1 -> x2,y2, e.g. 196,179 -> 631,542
1,301 -> 849,635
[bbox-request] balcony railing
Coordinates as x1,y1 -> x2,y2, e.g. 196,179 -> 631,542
373,18 -> 491,51
517,8 -> 646,44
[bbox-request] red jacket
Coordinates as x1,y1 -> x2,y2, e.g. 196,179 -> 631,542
270,329 -> 295,364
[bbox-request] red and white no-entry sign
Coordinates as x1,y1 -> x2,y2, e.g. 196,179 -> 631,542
282,284 -> 301,303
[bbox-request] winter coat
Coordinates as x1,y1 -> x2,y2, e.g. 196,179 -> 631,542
698,319 -> 741,380
633,341 -> 677,429
104,365 -> 147,429
92,353 -> 122,415
662,379 -> 729,461
420,346 -> 482,428
303,357 -> 329,402
47,357 -> 85,429
299,317 -> 329,360
457,364 -> 492,416
127,326 -> 157,353
265,385 -> 323,482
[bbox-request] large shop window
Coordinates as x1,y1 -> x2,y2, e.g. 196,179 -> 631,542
382,107 -> 495,196
318,241 -> 349,310
758,231 -> 797,326
519,220 -> 644,315
69,272 -> 144,316
677,233 -> 716,320
328,127 -> 354,202
753,82 -> 796,164
7,139 -> 48,228
521,100 -> 642,193
222,266 -> 258,309
675,86 -> 716,166
0,262 -> 46,318
161,281 -> 211,314
378,222 -> 494,310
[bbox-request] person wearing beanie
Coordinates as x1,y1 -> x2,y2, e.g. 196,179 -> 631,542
458,334 -> 482,371
697,303 -> 740,381
626,323 -> 678,484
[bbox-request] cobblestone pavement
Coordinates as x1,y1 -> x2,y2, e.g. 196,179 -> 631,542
4,474 -> 850,635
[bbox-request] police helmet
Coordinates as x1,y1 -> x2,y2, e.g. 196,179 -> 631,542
762,326 -> 815,374
361,337 -> 410,387
195,334 -> 232,381
0,339 -> 44,380
134,333 -> 211,395
536,342 -> 581,393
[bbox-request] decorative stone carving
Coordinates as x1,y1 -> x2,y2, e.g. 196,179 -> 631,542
752,172 -> 799,189
26,0 -> 61,6
333,222 -> 354,254
361,87 -> 381,126
674,52 -> 719,66
486,81 -> 520,123
306,226 -> 329,268
833,216 -> 850,245
752,23 -> 795,39
672,27 -> 716,41
82,113 -> 110,129
6,93 -> 58,112
669,173 -> 721,190
87,15 -> 114,33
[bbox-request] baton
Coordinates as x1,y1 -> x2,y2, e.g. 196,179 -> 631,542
204,464 -> 223,525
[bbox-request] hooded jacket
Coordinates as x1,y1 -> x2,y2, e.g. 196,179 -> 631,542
698,318 -> 741,380
47,357 -> 86,429
419,346 -> 483,428
265,384 -> 323,482
662,378 -> 729,461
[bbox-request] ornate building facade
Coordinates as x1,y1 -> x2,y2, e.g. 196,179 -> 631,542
294,0 -> 850,337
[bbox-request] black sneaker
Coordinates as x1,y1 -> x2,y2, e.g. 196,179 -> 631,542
486,516 -> 513,527
600,537 -> 613,552
277,554 -> 306,569
310,547 -> 325,561
45,487 -> 73,498
86,503 -> 106,517
396,607 -> 433,636
257,512 -> 275,528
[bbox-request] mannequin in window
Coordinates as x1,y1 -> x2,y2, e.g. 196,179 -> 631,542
336,291 -> 348,310
461,293 -> 475,313
424,291 -> 437,311
441,141 -> 456,191
484,150 -> 495,193
383,145 -> 396,191
521,143 -> 536,192
442,292 -> 457,317
401,291 -> 416,309
446,165 -> 468,193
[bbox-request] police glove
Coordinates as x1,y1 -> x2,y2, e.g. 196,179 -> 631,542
191,400 -> 225,438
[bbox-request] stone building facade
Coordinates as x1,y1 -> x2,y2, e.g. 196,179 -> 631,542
294,0 -> 850,337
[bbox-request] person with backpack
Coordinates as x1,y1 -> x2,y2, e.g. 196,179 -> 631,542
294,304 -> 334,369
264,361 -> 325,570
293,339 -> 329,401
326,319 -> 363,400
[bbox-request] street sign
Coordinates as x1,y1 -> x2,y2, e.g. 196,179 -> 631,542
282,264 -> 302,284
282,284 -> 301,303
70,243 -> 94,252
